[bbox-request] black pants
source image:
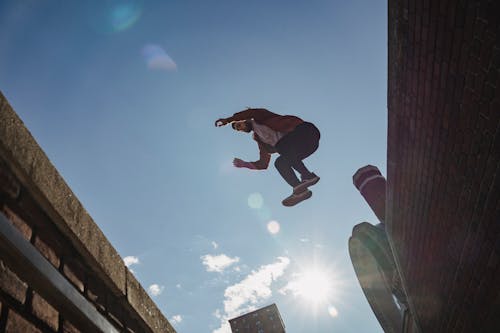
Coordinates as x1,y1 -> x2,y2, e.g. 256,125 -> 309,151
274,122 -> 320,187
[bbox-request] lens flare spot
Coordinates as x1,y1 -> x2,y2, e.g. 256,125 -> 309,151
142,44 -> 177,71
267,220 -> 280,234
247,193 -> 263,209
328,305 -> 338,317
110,2 -> 142,31
88,0 -> 143,34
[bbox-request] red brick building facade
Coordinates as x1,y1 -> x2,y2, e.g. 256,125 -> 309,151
351,0 -> 500,332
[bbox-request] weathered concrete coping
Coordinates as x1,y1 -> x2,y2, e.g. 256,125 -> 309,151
0,91 -> 175,333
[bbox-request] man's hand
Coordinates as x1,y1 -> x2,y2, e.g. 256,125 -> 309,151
215,118 -> 230,127
233,158 -> 253,169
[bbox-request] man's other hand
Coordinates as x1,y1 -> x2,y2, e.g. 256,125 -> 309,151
233,158 -> 250,168
215,118 -> 229,127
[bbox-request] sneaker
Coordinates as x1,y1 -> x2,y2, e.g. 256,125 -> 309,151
293,173 -> 320,194
282,190 -> 312,207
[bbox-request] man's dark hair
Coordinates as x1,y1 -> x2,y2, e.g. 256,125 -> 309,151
232,120 -> 252,131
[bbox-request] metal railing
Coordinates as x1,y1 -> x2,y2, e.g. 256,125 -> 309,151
0,212 -> 119,333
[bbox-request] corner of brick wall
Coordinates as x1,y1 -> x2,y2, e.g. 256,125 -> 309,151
0,91 -> 175,333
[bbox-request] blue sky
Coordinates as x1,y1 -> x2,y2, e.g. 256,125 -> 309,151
0,0 -> 387,332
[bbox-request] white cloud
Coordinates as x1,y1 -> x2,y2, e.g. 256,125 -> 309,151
212,257 -> 290,333
148,284 -> 165,297
213,321 -> 232,333
278,274 -> 301,297
176,283 -> 182,289
123,256 -> 139,267
170,314 -> 182,324
201,254 -> 240,273
212,241 -> 219,249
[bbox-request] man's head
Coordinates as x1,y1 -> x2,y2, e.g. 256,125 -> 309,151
232,120 -> 252,133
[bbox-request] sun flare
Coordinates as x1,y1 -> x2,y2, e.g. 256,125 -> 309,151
285,268 -> 333,306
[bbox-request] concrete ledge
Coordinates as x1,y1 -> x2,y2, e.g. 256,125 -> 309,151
126,270 -> 175,333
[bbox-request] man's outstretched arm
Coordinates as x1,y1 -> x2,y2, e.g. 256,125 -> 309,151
215,108 -> 278,127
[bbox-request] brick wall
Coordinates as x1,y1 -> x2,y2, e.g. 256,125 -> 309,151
0,92 -> 175,333
387,0 -> 500,332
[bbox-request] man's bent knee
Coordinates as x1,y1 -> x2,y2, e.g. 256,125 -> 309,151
274,156 -> 289,170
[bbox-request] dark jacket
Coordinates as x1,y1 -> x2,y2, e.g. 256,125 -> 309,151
227,108 -> 304,169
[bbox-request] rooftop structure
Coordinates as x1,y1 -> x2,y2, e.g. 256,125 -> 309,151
229,303 -> 286,333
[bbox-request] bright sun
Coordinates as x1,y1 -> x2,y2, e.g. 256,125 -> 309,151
292,269 -> 332,305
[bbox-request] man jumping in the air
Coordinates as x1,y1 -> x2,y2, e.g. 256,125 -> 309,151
215,108 -> 320,207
